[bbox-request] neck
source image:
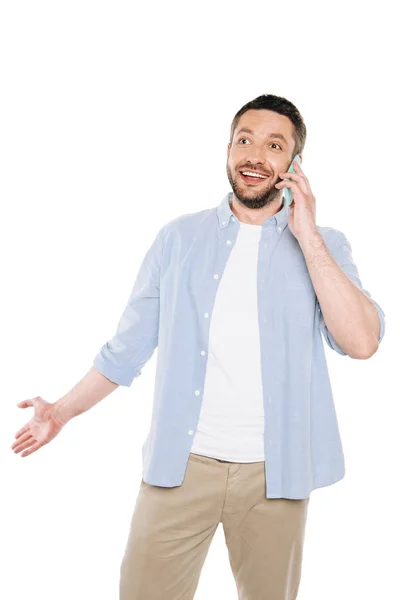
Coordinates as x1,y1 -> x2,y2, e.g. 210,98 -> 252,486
230,194 -> 284,225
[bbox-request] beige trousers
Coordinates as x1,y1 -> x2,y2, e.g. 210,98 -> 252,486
120,452 -> 310,600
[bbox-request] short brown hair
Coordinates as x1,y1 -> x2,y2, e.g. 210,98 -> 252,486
229,94 -> 307,160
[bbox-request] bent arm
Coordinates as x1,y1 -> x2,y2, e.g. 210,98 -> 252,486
53,223 -> 168,425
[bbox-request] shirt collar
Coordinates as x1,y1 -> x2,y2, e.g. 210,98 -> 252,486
217,191 -> 290,230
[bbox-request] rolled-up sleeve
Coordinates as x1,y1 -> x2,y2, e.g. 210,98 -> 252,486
318,230 -> 385,356
93,224 -> 167,386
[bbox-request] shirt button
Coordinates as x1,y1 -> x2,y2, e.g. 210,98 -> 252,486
231,215 -> 235,221
222,220 -> 226,225
204,312 -> 209,318
277,226 -> 282,232
194,390 -> 200,395
226,240 -> 232,245
200,350 -> 206,356
188,430 -> 194,435
269,438 -> 272,446
213,273 -> 219,279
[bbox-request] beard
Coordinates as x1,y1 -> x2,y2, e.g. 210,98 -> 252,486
226,164 -> 283,210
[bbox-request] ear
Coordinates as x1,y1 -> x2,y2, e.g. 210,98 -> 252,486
227,143 -> 231,157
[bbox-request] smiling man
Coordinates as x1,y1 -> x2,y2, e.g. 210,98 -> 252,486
12,94 -> 385,600
227,110 -> 293,211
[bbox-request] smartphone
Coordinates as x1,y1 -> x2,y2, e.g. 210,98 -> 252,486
283,154 -> 301,206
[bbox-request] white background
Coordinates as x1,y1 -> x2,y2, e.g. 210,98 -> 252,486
1,1 -> 398,598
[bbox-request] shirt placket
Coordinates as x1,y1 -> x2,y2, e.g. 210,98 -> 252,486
257,223 -> 283,497
186,215 -> 240,447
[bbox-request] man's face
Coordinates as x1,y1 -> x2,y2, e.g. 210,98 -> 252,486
226,109 -> 298,210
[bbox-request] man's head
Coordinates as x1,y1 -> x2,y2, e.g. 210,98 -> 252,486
226,94 -> 307,210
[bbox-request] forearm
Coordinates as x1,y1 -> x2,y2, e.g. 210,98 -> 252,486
53,366 -> 119,425
298,232 -> 380,358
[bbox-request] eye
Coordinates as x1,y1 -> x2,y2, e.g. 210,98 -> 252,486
238,138 -> 282,150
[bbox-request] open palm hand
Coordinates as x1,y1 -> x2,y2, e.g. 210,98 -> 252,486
11,396 -> 65,457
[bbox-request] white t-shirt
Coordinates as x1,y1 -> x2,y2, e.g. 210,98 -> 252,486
191,220 -> 265,463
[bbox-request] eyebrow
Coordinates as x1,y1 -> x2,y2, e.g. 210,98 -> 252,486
236,127 -> 288,144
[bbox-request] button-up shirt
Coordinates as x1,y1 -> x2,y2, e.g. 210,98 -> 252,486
93,192 -> 385,499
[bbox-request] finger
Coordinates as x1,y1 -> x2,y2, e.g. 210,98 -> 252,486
17,399 -> 35,409
279,170 -> 303,180
293,160 -> 310,185
14,424 -> 30,439
13,437 -> 36,454
275,180 -> 299,189
293,159 -> 304,172
278,171 -> 308,193
12,431 -> 32,448
21,442 -> 42,457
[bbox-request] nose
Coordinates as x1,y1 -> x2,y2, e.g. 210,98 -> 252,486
246,146 -> 268,167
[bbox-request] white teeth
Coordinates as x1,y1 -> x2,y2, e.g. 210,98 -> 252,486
242,171 -> 268,179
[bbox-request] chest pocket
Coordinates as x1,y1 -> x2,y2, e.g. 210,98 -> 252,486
280,269 -> 316,328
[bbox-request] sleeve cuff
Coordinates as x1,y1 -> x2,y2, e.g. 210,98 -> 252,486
92,355 -> 141,387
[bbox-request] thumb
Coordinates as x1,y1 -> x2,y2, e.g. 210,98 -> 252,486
17,398 -> 37,408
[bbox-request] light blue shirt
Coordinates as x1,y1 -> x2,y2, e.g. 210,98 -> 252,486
93,192 -> 385,499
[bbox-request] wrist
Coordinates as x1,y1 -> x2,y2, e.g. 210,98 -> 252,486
297,229 -> 322,251
52,396 -> 74,426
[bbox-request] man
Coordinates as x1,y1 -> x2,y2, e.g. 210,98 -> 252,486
12,94 -> 385,599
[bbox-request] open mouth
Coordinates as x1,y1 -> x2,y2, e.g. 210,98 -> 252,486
239,172 -> 270,185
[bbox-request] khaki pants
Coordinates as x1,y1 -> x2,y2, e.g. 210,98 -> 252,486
120,452 -> 310,600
